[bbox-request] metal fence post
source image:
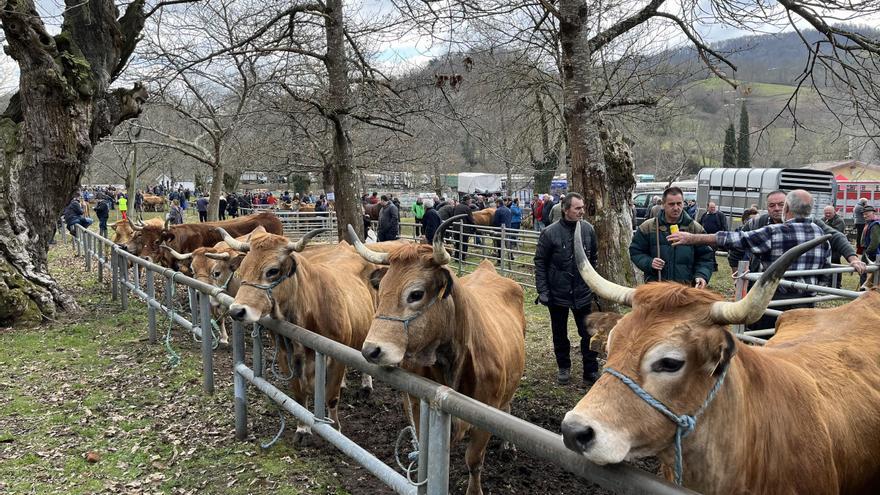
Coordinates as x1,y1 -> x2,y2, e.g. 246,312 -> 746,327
500,224 -> 507,273
97,240 -> 104,284
84,232 -> 91,272
199,292 -> 215,395
110,249 -> 118,302
732,260 -> 750,335
417,398 -> 430,495
146,269 -> 156,344
426,406 -> 451,495
232,319 -> 248,440
120,256 -> 129,310
314,351 -> 326,421
457,221 -> 463,276
189,287 -> 200,331
253,324 -> 263,377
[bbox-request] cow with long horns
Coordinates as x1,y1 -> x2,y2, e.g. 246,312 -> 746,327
561,224 -> 880,493
349,215 -> 526,495
120,212 -> 283,269
225,229 -> 394,443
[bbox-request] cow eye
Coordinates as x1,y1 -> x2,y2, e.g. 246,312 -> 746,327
212,271 -> 222,279
651,358 -> 684,373
266,268 -> 280,278
407,290 -> 424,303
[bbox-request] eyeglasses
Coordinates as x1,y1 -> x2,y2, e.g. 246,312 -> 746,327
767,202 -> 785,208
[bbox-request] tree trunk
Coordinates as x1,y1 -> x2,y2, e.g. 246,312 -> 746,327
0,0 -> 149,326
323,0 -> 361,240
208,161 -> 224,222
559,1 -> 636,302
321,160 -> 334,193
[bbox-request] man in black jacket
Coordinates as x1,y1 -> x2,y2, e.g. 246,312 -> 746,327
421,198 -> 441,243
451,196 -> 475,260
377,195 -> 399,242
534,192 -> 600,386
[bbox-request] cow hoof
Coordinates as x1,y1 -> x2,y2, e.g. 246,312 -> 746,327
354,386 -> 373,401
498,441 -> 517,461
292,431 -> 314,447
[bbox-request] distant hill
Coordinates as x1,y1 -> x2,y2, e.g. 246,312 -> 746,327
665,26 -> 880,86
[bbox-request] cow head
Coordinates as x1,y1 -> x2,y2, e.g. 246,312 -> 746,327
111,220 -> 135,244
348,216 -> 460,367
226,227 -> 329,323
560,225 -> 830,465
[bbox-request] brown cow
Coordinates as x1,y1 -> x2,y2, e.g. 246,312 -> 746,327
161,226 -> 285,344
350,215 -> 526,495
225,230 -> 394,443
122,212 -> 282,269
562,226 -> 880,494
111,217 -> 164,245
471,207 -> 496,226
142,193 -> 167,212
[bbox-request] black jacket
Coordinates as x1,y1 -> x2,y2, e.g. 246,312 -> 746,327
378,202 -> 399,241
62,199 -> 84,224
422,207 -> 441,242
452,203 -> 475,232
534,219 -> 598,309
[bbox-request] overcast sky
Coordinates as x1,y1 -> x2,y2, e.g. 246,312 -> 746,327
1,0 -> 877,94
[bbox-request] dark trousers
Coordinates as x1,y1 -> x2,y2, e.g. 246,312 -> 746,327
856,223 -> 865,252
199,211 -> 207,222
218,210 -> 226,221
548,304 -> 599,374
452,231 -> 469,260
98,216 -> 108,238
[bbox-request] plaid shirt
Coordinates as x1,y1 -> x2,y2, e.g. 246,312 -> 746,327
716,218 -> 830,288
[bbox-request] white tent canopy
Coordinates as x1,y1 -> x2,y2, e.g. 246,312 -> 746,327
457,172 -> 503,194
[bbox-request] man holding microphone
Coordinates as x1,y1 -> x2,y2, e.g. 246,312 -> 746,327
629,186 -> 715,287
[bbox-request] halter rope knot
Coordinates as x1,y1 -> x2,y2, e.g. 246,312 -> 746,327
604,363 -> 729,486
374,288 -> 445,333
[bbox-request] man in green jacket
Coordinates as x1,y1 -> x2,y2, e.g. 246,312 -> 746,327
629,186 -> 714,288
412,198 -> 425,237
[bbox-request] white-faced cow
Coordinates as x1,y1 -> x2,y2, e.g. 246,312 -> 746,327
349,215 -> 526,495
562,224 -> 880,494
224,229 -> 396,443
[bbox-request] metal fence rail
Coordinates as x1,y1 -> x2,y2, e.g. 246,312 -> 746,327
240,207 -> 337,242
71,224 -> 693,495
730,259 -> 880,339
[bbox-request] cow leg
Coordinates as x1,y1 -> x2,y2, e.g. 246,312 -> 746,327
289,378 -> 313,446
213,307 -> 229,345
357,373 -> 373,399
499,404 -> 516,458
465,429 -> 491,495
324,359 -> 346,432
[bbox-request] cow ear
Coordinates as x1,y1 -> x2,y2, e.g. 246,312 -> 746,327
440,267 -> 454,299
697,327 -> 737,376
369,267 -> 388,290
285,253 -> 298,277
229,254 -> 244,271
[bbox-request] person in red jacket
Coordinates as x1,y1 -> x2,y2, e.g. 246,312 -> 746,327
532,193 -> 545,231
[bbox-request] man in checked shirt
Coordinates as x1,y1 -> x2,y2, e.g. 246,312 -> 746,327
667,189 -> 865,331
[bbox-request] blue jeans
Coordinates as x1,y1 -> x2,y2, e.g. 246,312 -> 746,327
67,216 -> 93,235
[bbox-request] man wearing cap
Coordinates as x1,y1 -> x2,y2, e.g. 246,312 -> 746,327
854,198 -> 868,251
860,205 -> 880,287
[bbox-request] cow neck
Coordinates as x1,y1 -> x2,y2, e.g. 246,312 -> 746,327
670,341 -> 819,492
431,282 -> 477,391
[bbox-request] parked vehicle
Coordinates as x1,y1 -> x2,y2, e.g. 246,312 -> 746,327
834,179 -> 880,225
632,181 -> 697,227
696,168 -> 835,222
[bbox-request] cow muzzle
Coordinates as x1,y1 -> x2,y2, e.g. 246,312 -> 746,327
561,411 -> 630,465
229,303 -> 260,323
361,341 -> 405,367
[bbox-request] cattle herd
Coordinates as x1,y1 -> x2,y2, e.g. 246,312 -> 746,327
111,212 -> 880,494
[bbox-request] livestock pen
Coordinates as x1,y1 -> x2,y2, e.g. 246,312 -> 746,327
33,223 -> 694,495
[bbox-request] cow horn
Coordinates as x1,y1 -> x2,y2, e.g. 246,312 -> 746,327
433,214 -> 467,265
346,224 -> 390,265
709,234 -> 831,325
287,227 -> 331,252
164,218 -> 170,230
218,227 -> 250,252
160,244 -> 193,261
128,217 -> 143,231
206,252 -> 231,261
574,221 -> 635,306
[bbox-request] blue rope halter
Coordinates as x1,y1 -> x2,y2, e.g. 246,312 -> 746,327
240,275 -> 288,315
374,288 -> 445,333
603,363 -> 730,486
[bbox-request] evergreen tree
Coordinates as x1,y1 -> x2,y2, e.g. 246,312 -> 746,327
737,102 -> 751,167
723,123 -> 737,168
